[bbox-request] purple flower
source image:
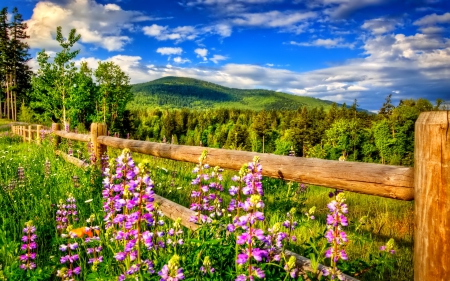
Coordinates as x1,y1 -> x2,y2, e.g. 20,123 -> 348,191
324,192 -> 349,277
158,255 -> 184,281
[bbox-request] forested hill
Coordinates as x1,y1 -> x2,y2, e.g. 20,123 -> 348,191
129,76 -> 333,111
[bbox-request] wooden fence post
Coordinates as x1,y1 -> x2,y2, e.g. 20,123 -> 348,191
28,125 -> 32,143
414,111 -> 450,281
91,123 -> 107,165
22,126 -> 26,142
36,125 -> 42,144
52,123 -> 61,149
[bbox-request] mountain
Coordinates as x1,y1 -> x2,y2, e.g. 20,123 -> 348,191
128,76 -> 334,111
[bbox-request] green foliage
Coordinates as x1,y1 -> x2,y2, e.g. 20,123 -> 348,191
18,102 -> 34,123
30,26 -> 81,124
94,61 -> 132,129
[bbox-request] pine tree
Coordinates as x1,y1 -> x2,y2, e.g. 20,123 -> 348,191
0,7 -> 9,118
0,7 -> 31,121
9,7 -> 32,121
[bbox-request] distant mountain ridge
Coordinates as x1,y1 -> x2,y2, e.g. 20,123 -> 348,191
128,76 -> 334,111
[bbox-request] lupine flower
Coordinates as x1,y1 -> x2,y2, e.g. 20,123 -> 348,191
234,194 -> 268,281
200,256 -> 215,275
189,150 -> 224,223
284,256 -> 299,278
19,221 -> 37,271
104,149 -> 157,279
158,255 -> 184,281
242,157 -> 263,196
72,175 -> 79,188
323,191 -> 348,280
68,140 -> 73,156
44,159 -> 51,178
85,215 -> 103,271
87,142 -> 96,165
380,238 -> 396,255
58,228 -> 81,280
17,164 -> 25,184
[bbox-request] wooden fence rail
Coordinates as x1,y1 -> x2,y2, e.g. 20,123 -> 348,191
9,110 -> 450,281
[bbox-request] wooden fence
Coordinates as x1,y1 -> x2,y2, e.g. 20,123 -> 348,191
10,110 -> 450,281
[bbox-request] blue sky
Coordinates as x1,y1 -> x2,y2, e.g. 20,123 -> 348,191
4,0 -> 450,111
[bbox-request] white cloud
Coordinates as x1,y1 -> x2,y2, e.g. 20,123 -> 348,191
210,55 -> 227,64
194,48 -> 208,60
314,0 -> 385,19
291,38 -> 355,49
142,23 -> 231,42
156,47 -> 183,55
182,0 -> 282,13
362,18 -> 402,35
173,57 -> 191,64
414,12 -> 450,26
143,24 -> 167,37
25,0 -> 151,52
231,10 -> 317,28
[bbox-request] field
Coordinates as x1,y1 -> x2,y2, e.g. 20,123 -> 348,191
0,125 -> 413,280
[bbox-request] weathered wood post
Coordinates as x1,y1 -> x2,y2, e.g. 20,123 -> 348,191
36,125 -> 42,144
22,126 -> 26,142
90,123 -> 107,165
28,125 -> 32,143
414,111 -> 450,281
52,123 -> 61,149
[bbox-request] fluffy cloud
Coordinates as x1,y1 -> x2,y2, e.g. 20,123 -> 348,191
310,0 -> 385,19
173,57 -> 191,64
194,48 -> 208,60
143,23 -> 231,42
362,18 -> 403,34
231,10 -> 317,28
26,0 -> 151,52
156,47 -> 183,55
181,0 -> 282,14
290,38 -> 355,49
414,12 -> 450,26
210,55 -> 227,64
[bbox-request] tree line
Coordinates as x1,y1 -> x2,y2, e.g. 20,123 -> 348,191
127,97 -> 443,166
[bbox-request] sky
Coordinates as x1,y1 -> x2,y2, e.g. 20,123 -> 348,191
4,0 -> 450,111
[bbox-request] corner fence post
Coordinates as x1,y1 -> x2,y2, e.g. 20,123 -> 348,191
52,123 -> 61,149
414,111 -> 450,281
90,123 -> 107,165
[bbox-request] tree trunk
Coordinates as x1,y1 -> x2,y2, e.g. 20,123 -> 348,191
14,90 -> 17,121
6,73 -> 10,120
10,74 -> 13,120
0,88 -> 2,118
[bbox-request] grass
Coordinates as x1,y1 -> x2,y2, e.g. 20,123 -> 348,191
0,124 -> 413,280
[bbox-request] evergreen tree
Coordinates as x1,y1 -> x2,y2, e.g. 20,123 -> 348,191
9,7 -> 31,121
0,7 -> 31,121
